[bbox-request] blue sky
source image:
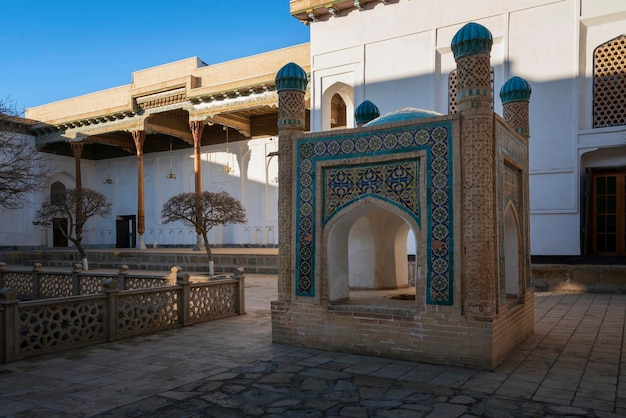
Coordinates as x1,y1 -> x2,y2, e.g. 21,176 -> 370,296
0,1 -> 310,114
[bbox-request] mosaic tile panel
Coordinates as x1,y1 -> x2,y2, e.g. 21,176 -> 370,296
295,122 -> 454,305
323,160 -> 420,225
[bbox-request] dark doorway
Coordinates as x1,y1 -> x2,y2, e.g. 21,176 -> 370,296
52,218 -> 68,247
116,215 -> 136,248
587,169 -> 626,256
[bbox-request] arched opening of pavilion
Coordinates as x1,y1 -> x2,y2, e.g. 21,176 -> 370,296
325,197 -> 419,304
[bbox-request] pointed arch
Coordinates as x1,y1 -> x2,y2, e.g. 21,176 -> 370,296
503,202 -> 521,299
323,195 -> 421,303
322,82 -> 354,131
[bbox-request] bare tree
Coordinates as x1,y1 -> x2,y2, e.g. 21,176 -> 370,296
0,98 -> 53,209
161,191 -> 247,275
33,188 -> 112,270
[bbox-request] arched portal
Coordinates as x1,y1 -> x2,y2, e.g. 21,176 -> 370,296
504,205 -> 520,299
325,199 -> 419,303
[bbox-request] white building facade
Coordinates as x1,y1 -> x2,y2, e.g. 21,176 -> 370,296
294,0 -> 626,257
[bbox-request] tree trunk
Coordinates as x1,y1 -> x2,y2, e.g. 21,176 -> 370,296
71,238 -> 88,270
202,231 -> 214,275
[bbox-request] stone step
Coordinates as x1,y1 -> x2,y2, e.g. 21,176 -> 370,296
0,249 -> 278,275
1,250 -> 624,293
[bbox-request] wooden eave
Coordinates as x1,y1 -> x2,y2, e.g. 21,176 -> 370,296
290,0 -> 392,22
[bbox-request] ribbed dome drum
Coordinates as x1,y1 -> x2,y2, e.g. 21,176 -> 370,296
354,100 -> 380,125
275,62 -> 308,92
451,22 -> 493,60
500,76 -> 532,104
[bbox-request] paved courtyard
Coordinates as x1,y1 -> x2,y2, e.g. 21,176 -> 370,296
1,274 -> 625,417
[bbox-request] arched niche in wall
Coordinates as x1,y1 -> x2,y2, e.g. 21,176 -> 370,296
322,82 -> 354,131
503,203 -> 521,300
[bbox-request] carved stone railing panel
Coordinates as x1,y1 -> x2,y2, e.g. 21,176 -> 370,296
17,297 -> 107,353
125,277 -> 170,290
4,272 -> 33,296
116,289 -> 180,336
39,273 -> 73,298
79,276 -> 107,295
189,281 -> 238,322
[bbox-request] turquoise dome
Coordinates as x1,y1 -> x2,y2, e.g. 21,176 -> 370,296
355,100 -> 380,125
451,22 -> 493,60
363,107 -> 442,127
275,62 -> 308,92
500,76 -> 532,104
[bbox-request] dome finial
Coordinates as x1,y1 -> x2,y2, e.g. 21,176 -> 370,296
355,100 -> 380,126
500,76 -> 532,104
451,22 -> 493,60
275,62 -> 308,93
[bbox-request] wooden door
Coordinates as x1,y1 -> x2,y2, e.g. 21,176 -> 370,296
590,171 -> 626,256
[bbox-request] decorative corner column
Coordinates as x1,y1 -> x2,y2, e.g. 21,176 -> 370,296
500,76 -> 532,140
275,63 -> 308,301
189,120 -> 205,251
132,130 -> 147,249
451,22 -> 497,316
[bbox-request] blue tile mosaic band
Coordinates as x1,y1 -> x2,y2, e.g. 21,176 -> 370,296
294,121 -> 454,305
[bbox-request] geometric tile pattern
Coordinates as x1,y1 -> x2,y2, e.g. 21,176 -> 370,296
295,121 -> 454,304
323,160 -> 420,225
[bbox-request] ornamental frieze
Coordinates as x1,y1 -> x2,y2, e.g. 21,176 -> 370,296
34,115 -> 147,147
189,90 -> 279,120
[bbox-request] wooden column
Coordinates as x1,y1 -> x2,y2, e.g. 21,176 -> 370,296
132,130 -> 147,249
189,120 -> 205,250
70,142 -> 84,238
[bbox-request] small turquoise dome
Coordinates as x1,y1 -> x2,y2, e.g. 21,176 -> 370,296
355,100 -> 380,125
451,22 -> 493,60
500,76 -> 532,104
363,107 -> 442,127
275,62 -> 308,92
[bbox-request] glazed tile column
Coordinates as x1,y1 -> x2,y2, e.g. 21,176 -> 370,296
189,120 -> 205,251
132,130 -> 147,249
451,23 -> 497,316
70,142 -> 84,240
275,63 -> 308,300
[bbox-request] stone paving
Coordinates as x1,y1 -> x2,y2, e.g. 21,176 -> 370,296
1,274 -> 625,417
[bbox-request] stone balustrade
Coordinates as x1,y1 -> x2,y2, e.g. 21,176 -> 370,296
0,262 -> 174,299
0,264 -> 245,363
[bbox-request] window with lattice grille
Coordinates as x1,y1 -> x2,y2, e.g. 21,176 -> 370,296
593,35 -> 626,128
448,68 -> 494,114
